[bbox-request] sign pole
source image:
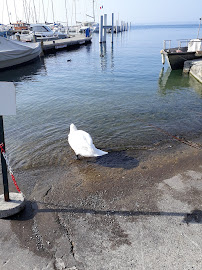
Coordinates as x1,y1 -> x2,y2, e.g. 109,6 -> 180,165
0,115 -> 9,201
0,82 -> 26,219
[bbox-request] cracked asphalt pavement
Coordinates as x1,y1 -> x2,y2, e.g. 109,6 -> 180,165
0,142 -> 202,270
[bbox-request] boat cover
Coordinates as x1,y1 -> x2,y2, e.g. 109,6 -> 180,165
187,39 -> 202,52
0,36 -> 41,61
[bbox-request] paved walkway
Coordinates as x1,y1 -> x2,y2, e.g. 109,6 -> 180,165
0,145 -> 202,269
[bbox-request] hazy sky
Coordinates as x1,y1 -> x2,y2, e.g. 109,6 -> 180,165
1,0 -> 202,25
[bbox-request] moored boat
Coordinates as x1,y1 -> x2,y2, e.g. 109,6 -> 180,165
16,24 -> 68,42
0,36 -> 41,69
160,38 -> 202,70
161,18 -> 202,69
79,21 -> 99,33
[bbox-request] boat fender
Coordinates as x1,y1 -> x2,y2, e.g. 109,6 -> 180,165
160,51 -> 165,65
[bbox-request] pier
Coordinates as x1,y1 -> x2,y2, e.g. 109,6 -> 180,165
40,35 -> 92,53
99,13 -> 129,43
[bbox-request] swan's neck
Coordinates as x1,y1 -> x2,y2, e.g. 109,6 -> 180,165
70,123 -> 77,133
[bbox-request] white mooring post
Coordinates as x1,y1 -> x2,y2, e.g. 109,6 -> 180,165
111,13 -> 114,43
99,15 -> 103,43
99,13 -> 114,44
103,14 -> 107,43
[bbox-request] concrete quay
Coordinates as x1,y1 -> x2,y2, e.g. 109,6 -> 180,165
183,59 -> 202,83
0,143 -> 202,270
41,35 -> 92,53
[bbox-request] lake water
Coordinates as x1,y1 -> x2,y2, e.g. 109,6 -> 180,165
1,24 -> 202,170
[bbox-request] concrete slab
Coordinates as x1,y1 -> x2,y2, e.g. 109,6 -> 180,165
0,145 -> 201,269
183,59 -> 202,83
42,35 -> 92,53
0,192 -> 25,218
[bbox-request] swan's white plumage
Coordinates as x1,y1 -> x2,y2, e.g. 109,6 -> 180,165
68,123 -> 108,157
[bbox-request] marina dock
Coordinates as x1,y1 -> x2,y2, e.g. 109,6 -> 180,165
41,35 -> 92,53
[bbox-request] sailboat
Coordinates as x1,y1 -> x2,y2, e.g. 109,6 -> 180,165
78,0 -> 99,33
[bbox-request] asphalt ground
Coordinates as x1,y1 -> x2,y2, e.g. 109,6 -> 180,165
0,139 -> 202,270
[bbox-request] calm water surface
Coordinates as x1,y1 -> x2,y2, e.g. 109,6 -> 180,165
1,24 -> 202,170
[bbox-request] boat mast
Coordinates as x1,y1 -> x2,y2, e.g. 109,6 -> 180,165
65,0 -> 69,34
51,0 -> 55,23
23,0 -> 28,23
42,0 -> 46,23
46,0 -> 50,23
74,0 -> 76,24
197,17 -> 202,39
33,0 -> 37,23
93,0 -> 95,22
6,0 -> 11,24
2,0 -> 4,24
13,0 -> 18,22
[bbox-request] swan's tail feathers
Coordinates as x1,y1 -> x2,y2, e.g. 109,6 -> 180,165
94,148 -> 108,157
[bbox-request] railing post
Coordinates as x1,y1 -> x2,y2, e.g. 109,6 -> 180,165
163,40 -> 166,50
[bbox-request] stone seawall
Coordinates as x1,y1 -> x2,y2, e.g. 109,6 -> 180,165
183,59 -> 202,83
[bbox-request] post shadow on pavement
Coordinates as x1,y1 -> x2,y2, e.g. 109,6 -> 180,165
89,151 -> 139,170
7,201 -> 202,225
5,200 -> 38,221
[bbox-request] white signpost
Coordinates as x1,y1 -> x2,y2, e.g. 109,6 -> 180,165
0,82 -> 16,116
0,82 -> 25,219
0,82 -> 16,202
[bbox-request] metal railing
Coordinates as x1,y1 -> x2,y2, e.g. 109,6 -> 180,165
163,38 -> 202,50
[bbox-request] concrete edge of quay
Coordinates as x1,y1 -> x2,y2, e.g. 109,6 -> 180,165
183,59 -> 202,83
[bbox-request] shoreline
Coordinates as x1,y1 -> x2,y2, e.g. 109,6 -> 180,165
0,137 -> 202,269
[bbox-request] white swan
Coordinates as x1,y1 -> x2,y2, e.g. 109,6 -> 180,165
68,123 -> 108,158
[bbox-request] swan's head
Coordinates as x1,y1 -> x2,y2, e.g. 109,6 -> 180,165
70,123 -> 77,133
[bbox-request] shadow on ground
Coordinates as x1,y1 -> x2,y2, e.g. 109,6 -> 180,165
88,151 -> 139,170
8,201 -> 202,225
